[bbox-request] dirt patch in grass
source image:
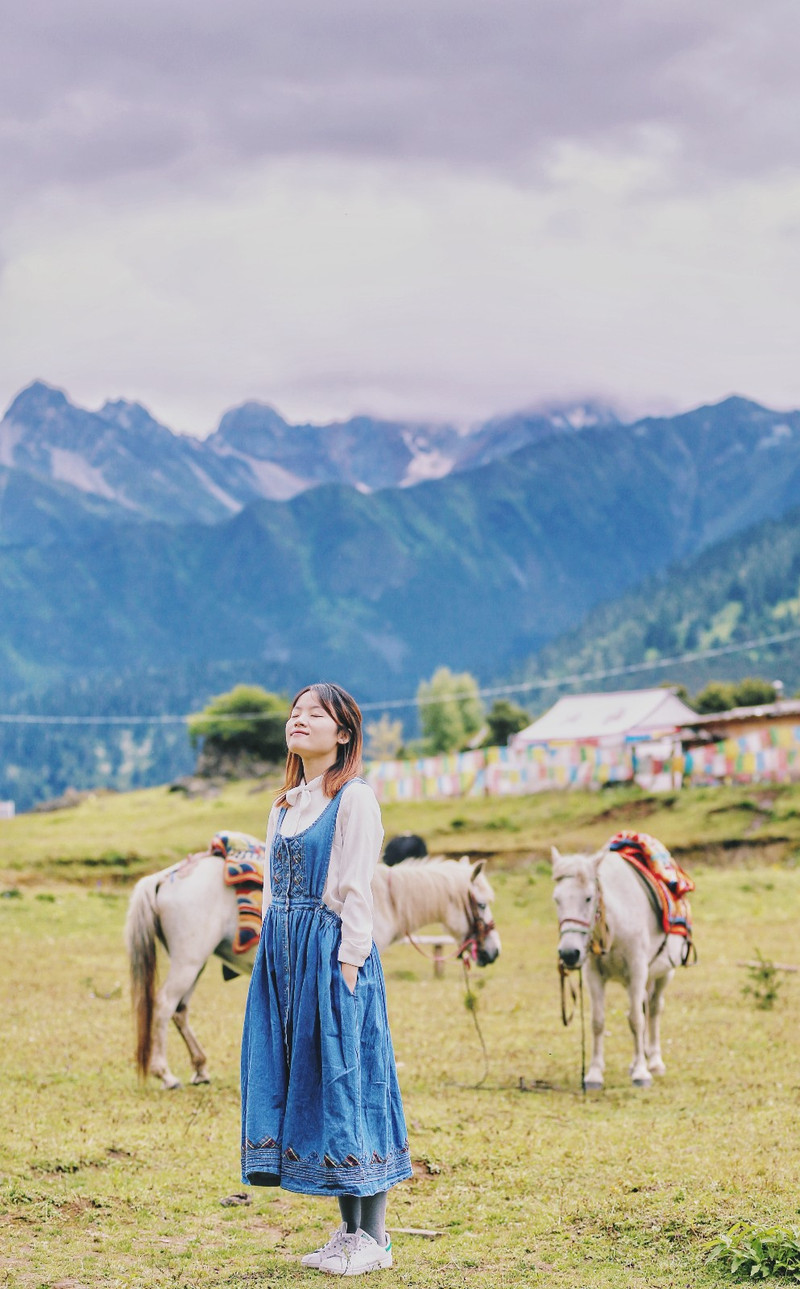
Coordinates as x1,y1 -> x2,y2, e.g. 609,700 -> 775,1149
60,1197 -> 106,1219
743,813 -> 772,835
595,795 -> 675,822
411,1158 -> 444,1181
675,838 -> 792,866
30,1155 -> 115,1176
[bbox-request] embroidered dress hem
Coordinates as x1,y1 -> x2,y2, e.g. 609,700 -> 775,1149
241,1142 -> 412,1196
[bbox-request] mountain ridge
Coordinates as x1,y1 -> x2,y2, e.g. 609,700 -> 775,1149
5,395 -> 800,699
0,380 -> 620,529
4,384 -> 800,806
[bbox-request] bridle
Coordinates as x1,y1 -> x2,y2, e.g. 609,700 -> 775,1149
459,887 -> 497,963
557,868 -> 610,961
555,866 -> 609,1091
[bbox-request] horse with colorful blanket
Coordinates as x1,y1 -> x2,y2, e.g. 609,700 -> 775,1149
125,836 -> 500,1089
551,831 -> 694,1089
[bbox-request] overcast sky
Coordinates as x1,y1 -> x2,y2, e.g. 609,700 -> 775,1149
1,0 -> 799,435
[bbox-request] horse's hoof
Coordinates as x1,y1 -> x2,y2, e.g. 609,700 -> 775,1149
583,1078 -> 604,1091
632,1075 -> 652,1088
648,1061 -> 666,1076
161,1076 -> 182,1090
191,1072 -> 211,1085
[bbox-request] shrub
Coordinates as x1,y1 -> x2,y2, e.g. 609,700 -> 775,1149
483,699 -> 530,746
187,685 -> 288,763
706,1221 -> 800,1279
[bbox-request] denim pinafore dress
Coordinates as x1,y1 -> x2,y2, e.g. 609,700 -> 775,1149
241,781 -> 412,1196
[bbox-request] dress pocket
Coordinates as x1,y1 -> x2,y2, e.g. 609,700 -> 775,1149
340,966 -> 358,998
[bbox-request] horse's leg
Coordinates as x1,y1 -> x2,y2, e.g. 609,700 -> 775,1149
171,967 -> 211,1085
584,963 -> 606,1090
646,970 -> 673,1075
150,957 -> 208,1089
149,980 -> 180,1090
626,958 -> 652,1087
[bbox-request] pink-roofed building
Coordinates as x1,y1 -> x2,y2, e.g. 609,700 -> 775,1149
512,688 -> 698,748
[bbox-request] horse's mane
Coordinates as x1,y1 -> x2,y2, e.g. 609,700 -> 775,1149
552,851 -> 599,882
373,856 -> 490,931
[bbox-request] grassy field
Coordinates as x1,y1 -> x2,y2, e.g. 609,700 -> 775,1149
2,776 -> 800,887
2,784 -> 800,1287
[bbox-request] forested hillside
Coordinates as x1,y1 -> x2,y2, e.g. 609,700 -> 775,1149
517,506 -> 800,703
5,392 -> 800,807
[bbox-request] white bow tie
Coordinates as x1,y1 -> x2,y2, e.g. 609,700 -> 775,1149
285,780 -> 313,808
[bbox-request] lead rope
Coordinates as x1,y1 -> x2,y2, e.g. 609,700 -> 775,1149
443,955 -> 491,1090
579,968 -> 586,1094
559,962 -> 587,1093
387,871 -> 491,1088
460,954 -> 490,1088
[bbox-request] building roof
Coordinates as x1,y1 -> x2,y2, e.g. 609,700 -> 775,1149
513,688 -> 698,745
682,699 -> 800,735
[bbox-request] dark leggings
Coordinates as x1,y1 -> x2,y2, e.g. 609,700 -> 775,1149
338,1191 -> 388,1244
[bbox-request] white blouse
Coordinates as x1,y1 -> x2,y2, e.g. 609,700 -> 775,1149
262,775 -> 384,967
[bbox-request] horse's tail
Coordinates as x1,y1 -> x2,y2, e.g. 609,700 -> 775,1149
124,873 -> 162,1078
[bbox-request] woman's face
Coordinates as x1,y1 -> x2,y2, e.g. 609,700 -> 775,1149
286,689 -> 347,762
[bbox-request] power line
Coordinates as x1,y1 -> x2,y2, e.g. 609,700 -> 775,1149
0,626 -> 798,725
362,626 -> 800,709
0,713 -> 190,726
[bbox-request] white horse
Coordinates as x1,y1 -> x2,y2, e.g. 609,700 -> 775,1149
126,854 -> 500,1089
551,845 -> 688,1089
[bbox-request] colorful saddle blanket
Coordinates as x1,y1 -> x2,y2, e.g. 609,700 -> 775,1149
211,831 -> 266,955
607,831 -> 694,940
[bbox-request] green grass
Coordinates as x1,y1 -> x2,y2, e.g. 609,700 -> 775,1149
4,778 -> 800,888
2,853 -> 800,1287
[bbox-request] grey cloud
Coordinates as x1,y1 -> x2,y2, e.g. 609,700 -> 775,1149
0,0 -> 798,195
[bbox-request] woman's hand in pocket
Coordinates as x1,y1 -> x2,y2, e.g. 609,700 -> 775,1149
341,962 -> 358,995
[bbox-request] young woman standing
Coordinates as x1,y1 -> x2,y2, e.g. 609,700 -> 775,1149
241,683 -> 412,1275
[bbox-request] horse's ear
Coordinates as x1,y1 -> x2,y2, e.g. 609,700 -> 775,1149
551,846 -> 562,867
459,854 -> 471,866
470,860 -> 485,883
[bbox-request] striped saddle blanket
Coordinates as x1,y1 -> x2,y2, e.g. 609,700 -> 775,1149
210,831 -> 266,955
607,830 -> 694,941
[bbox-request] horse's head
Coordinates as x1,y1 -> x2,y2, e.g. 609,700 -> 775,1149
551,845 -> 604,971
457,856 -> 501,967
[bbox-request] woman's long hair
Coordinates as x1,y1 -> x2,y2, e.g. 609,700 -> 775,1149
275,682 -> 363,805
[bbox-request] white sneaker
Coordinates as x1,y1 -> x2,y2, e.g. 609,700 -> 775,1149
319,1228 -> 393,1276
301,1221 -> 349,1268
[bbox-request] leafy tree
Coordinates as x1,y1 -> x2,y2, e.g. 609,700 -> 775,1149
188,685 -> 288,761
483,698 -> 530,746
693,681 -> 738,714
693,676 -> 777,714
731,677 -> 777,708
417,667 -> 484,754
365,713 -> 404,761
